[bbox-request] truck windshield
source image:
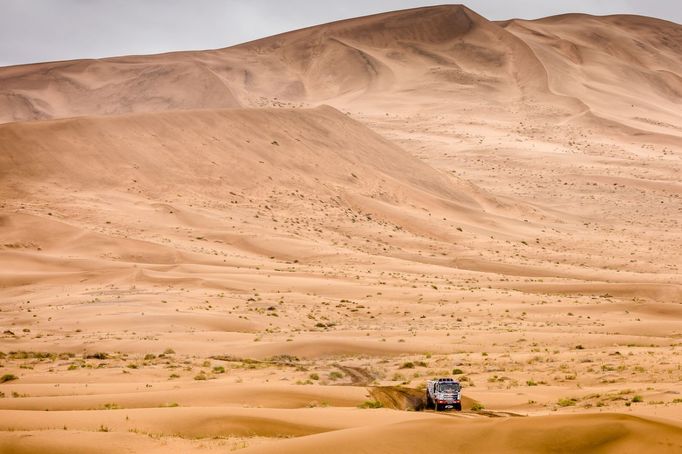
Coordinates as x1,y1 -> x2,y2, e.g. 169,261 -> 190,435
438,383 -> 460,393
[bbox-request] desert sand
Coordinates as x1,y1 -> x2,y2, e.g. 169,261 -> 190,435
0,4 -> 681,453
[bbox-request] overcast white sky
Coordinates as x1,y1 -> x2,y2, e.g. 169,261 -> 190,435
1,0 -> 680,67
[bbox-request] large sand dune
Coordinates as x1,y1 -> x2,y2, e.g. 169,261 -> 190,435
1,4 -> 681,453
2,5 -> 681,136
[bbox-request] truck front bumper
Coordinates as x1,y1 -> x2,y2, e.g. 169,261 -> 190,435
437,400 -> 461,409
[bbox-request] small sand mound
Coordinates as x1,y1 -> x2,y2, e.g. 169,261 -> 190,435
368,386 -> 486,413
369,386 -> 426,411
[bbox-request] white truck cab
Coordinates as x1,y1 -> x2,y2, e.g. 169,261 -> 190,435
426,377 -> 462,411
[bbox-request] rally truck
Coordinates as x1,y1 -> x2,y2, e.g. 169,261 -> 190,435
426,378 -> 462,411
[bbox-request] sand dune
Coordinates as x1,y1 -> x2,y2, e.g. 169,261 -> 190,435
1,4 -> 681,454
0,58 -> 242,123
5,5 -> 536,121
2,413 -> 680,454
238,413 -> 682,454
502,14 -> 682,137
2,5 -> 680,139
0,105 -> 481,207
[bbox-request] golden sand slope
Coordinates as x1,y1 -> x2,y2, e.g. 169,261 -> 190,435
502,13 -> 682,138
238,414 -> 682,454
0,105 -> 481,207
0,105 -> 680,454
1,412 -> 680,453
1,5 -> 536,121
1,5 -> 680,139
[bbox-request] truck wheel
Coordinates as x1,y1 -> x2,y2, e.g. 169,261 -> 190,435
435,403 -> 442,411
425,393 -> 433,410
454,403 -> 462,411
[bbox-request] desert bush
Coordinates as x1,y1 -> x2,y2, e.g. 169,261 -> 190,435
87,352 -> 109,360
557,397 -> 578,407
0,374 -> 17,383
329,371 -> 344,381
359,400 -> 383,409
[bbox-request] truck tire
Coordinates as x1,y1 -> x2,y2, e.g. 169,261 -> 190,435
426,393 -> 434,410
435,403 -> 442,411
454,402 -> 462,411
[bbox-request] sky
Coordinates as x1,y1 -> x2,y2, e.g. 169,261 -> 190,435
1,0 -> 680,67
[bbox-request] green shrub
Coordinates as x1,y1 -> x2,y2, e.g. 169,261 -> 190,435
359,400 -> 383,409
86,352 -> 109,360
0,374 -> 17,383
557,397 -> 578,407
329,371 -> 344,381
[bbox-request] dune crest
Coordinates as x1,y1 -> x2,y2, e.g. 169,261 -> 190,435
2,4 -> 679,137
